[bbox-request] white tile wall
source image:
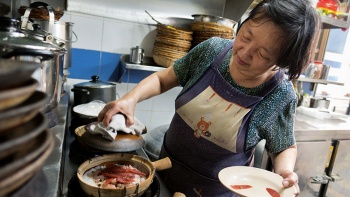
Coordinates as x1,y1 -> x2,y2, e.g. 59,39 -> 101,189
102,19 -> 134,54
62,11 -> 157,55
70,13 -> 104,51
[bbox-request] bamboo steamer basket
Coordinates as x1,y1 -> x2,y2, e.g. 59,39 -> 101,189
153,55 -> 176,68
77,153 -> 172,197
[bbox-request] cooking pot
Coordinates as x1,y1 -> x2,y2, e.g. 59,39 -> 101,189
77,153 -> 171,197
71,75 -> 117,107
310,97 -> 330,109
0,17 -> 66,114
20,2 -> 77,96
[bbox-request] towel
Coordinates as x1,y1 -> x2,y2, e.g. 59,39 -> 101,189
85,114 -> 147,141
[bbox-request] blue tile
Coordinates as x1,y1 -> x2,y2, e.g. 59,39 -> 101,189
99,52 -> 123,82
69,49 -> 100,80
69,48 -> 155,83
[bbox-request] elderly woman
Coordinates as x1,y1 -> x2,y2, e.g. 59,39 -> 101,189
98,0 -> 321,196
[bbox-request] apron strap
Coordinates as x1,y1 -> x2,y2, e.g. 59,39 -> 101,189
212,40 -> 234,69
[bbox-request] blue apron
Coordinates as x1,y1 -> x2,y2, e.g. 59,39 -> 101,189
159,41 -> 282,196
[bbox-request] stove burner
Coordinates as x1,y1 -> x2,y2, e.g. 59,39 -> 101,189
68,174 -> 160,197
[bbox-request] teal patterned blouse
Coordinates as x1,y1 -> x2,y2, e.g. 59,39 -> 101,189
173,37 -> 297,153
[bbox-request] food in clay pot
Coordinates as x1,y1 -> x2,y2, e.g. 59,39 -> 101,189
77,153 -> 171,197
83,163 -> 147,189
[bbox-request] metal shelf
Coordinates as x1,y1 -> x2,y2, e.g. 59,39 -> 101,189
321,16 -> 350,29
120,54 -> 165,72
297,77 -> 344,86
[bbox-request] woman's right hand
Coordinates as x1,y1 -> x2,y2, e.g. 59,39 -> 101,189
97,96 -> 137,127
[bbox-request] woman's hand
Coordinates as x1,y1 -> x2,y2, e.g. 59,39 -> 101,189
97,96 -> 136,127
279,170 -> 300,196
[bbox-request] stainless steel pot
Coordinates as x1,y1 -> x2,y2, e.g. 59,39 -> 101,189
71,76 -> 117,107
310,97 -> 330,109
20,2 -> 78,96
0,17 -> 66,114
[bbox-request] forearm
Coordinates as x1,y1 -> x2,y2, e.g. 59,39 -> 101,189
123,66 -> 179,104
270,144 -> 297,175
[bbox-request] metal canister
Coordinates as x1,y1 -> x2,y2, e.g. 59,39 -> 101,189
129,46 -> 144,64
321,64 -> 330,80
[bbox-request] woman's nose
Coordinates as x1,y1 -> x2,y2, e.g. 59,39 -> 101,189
240,43 -> 253,60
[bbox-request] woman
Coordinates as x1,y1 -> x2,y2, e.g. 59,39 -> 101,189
98,0 -> 321,196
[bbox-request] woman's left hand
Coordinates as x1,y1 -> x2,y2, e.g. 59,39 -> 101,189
280,170 -> 300,196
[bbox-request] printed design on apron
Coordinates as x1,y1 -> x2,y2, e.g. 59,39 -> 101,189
176,86 -> 251,153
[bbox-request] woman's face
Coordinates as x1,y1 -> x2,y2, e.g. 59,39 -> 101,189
232,19 -> 284,80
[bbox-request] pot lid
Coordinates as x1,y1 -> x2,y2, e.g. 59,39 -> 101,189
74,125 -> 145,152
0,17 -> 65,58
73,75 -> 116,89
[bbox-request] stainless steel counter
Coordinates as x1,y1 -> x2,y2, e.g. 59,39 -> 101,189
44,93 -> 69,197
294,111 -> 350,141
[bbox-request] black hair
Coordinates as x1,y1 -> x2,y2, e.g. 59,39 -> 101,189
237,0 -> 321,80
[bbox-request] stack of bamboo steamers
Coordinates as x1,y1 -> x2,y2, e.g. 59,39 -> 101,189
152,15 -> 236,68
152,24 -> 193,68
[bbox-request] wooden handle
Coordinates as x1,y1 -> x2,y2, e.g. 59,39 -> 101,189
173,192 -> 186,197
151,157 -> 172,171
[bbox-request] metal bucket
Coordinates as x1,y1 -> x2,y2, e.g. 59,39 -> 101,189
34,20 -> 76,70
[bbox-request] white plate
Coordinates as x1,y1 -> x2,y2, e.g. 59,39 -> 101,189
218,166 -> 295,197
73,100 -> 106,117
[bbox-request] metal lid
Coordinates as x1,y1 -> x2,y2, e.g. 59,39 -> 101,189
0,17 -> 65,59
73,75 -> 116,89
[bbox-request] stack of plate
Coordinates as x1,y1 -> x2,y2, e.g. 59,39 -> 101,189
0,59 -> 54,196
191,14 -> 236,48
152,24 -> 193,67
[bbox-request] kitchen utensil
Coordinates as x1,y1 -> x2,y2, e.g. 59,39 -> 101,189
129,46 -> 144,64
0,59 -> 42,88
0,78 -> 38,112
71,75 -> 117,107
68,173 -> 161,197
0,112 -> 47,160
0,91 -> 47,132
74,125 -> 145,152
0,131 -> 54,197
77,153 -> 171,197
145,10 -> 163,25
218,166 -> 294,197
